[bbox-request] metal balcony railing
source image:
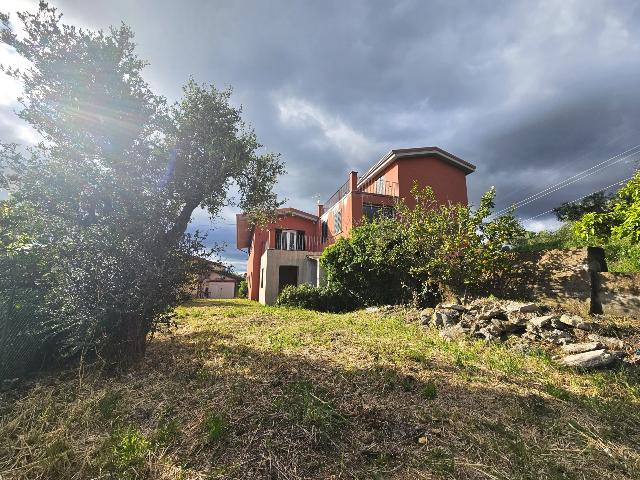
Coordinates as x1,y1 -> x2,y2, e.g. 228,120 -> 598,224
361,179 -> 399,197
323,179 -> 350,212
268,233 -> 326,253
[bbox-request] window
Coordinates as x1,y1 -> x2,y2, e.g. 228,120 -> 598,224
321,221 -> 328,242
363,203 -> 394,222
274,229 -> 306,251
333,207 -> 342,234
375,176 -> 385,194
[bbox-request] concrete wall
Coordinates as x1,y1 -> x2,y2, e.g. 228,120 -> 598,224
595,272 -> 640,317
259,249 -> 320,305
509,247 -> 639,318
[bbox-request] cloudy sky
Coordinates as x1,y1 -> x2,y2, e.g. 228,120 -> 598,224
1,0 -> 639,271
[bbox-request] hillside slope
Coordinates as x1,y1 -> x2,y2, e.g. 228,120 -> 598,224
1,299 -> 639,479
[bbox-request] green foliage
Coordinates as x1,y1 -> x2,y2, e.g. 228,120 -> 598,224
0,3 -> 283,377
276,283 -> 355,312
573,172 -> 640,244
202,412 -> 227,444
319,185 -> 524,306
320,218 -> 415,306
105,426 -> 150,475
553,191 -> 614,221
512,223 -> 587,252
237,279 -> 248,298
421,381 -> 438,400
398,184 -> 525,299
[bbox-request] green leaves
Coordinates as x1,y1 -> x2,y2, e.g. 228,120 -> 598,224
0,2 -> 283,376
573,172 -> 640,243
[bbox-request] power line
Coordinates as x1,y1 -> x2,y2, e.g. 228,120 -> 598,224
522,173 -> 636,222
493,145 -> 640,217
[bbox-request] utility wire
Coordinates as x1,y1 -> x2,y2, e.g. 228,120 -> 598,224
522,173 -> 636,222
493,145 -> 640,217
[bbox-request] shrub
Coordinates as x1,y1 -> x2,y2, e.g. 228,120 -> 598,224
237,279 -> 248,298
319,185 -> 525,306
276,284 -> 356,312
320,219 -> 415,306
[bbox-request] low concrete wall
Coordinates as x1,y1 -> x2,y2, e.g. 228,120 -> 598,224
509,247 -> 638,318
595,272 -> 640,317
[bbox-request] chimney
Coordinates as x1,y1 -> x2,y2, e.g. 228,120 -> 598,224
316,203 -> 324,218
349,171 -> 358,192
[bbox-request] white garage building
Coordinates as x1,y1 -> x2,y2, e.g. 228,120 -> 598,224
191,259 -> 243,299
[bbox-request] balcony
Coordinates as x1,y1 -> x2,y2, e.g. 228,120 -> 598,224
360,178 -> 399,197
323,179 -> 350,212
268,230 -> 325,253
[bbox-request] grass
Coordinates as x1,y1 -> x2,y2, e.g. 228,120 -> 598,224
0,298 -> 639,479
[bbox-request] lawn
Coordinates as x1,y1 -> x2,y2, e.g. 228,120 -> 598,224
1,299 -> 639,479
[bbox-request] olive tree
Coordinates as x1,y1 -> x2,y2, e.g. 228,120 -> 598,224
0,3 -> 283,376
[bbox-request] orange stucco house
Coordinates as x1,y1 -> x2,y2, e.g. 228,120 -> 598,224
236,146 -> 476,304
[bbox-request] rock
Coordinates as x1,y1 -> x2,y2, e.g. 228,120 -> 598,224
478,307 -> 506,320
366,307 -> 380,313
540,329 -> 573,345
560,342 -> 603,354
433,309 -> 460,328
492,318 -> 523,334
440,303 -> 467,312
508,316 -> 528,328
623,353 -> 640,366
439,324 -> 467,341
505,302 -> 541,314
528,315 -> 556,329
477,323 -> 504,341
587,334 -> 624,350
419,308 -> 434,325
559,349 -> 616,369
557,314 -> 594,330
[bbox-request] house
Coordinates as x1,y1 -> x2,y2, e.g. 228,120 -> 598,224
236,146 -> 476,305
190,258 -> 243,299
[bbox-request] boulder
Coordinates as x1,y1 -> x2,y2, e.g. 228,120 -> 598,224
540,329 -> 573,345
559,349 -> 616,369
440,303 -> 467,312
505,302 -> 541,314
477,323 -> 504,341
439,324 -> 467,341
587,334 -> 624,350
478,307 -> 506,320
560,342 -> 603,354
433,309 -> 460,328
419,308 -> 434,325
528,315 -> 556,329
557,314 -> 594,330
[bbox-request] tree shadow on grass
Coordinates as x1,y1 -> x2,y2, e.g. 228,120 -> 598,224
2,325 -> 639,480
137,328 -> 640,479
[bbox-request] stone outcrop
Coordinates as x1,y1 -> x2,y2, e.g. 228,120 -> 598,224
419,299 -> 633,370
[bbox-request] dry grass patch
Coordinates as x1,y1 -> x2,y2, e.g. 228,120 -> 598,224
1,299 -> 639,479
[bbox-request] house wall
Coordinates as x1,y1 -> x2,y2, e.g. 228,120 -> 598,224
247,214 -> 320,301
259,249 -> 320,305
396,155 -> 468,207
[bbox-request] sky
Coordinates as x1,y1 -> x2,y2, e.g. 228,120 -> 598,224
1,0 -> 639,272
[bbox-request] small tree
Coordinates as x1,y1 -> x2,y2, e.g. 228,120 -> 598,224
0,3 -> 283,376
573,172 -> 640,243
237,279 -> 248,298
553,191 -> 614,221
397,184 -> 524,301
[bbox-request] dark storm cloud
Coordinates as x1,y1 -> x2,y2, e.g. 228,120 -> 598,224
3,0 -> 640,268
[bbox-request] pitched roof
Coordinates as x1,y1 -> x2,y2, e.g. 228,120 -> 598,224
235,208 -> 318,249
357,146 -> 476,187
